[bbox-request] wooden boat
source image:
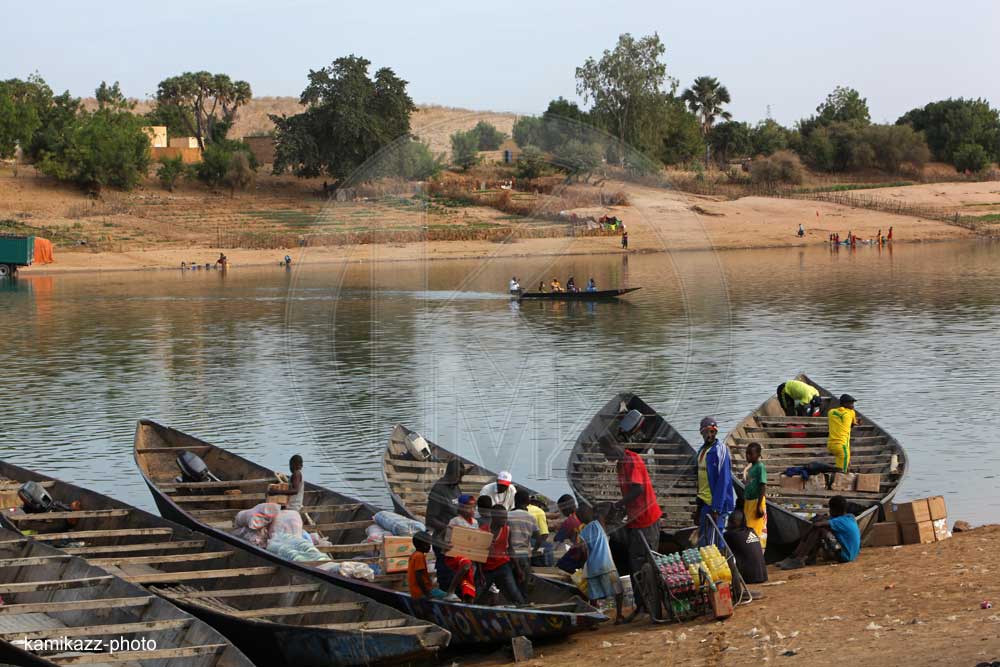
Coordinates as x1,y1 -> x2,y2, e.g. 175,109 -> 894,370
568,394 -> 700,552
134,420 -> 606,646
0,461 -> 450,666
516,287 -> 640,300
0,526 -> 255,667
725,373 -> 907,557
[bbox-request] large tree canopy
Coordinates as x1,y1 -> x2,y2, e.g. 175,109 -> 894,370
154,72 -> 251,147
271,55 -> 415,181
0,77 -> 45,159
575,32 -> 673,153
799,86 -> 870,137
897,98 -> 1000,165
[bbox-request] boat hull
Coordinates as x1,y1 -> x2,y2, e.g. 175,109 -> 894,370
517,287 -> 640,300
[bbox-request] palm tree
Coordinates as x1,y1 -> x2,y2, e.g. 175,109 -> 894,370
681,76 -> 732,165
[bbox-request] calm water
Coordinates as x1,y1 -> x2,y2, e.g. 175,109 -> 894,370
1,240 -> 999,525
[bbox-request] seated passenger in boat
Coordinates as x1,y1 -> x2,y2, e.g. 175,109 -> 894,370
566,277 -> 577,292
586,278 -> 597,292
509,276 -> 520,294
537,281 -> 546,293
407,531 -> 449,599
550,278 -> 563,292
777,495 -> 861,570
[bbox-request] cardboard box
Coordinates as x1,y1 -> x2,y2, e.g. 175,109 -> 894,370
804,475 -> 828,492
927,496 -> 947,521
830,472 -> 857,492
446,525 -> 492,563
856,473 -> 882,493
900,520 -> 935,545
266,483 -> 290,506
709,582 -> 734,620
895,499 -> 931,525
381,536 -> 415,573
868,522 -> 901,547
779,475 -> 806,492
932,518 -> 951,541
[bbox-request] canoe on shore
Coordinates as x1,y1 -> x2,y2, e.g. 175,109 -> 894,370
725,373 -> 907,559
0,460 -> 449,666
516,288 -> 640,300
0,526 -> 255,667
134,419 -> 606,646
568,394 -> 700,554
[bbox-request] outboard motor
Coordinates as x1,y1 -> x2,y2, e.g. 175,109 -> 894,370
18,481 -> 69,514
404,432 -> 432,461
618,409 -> 645,442
176,451 -> 220,484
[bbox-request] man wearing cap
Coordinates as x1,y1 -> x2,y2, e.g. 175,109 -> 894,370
827,394 -> 859,472
596,435 -> 662,576
480,471 -> 518,511
696,417 -> 735,547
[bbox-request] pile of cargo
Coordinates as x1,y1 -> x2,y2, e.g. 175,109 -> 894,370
868,496 -> 950,547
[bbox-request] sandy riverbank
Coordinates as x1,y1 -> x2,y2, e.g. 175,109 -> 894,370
467,526 -> 1000,667
3,172 -> 988,275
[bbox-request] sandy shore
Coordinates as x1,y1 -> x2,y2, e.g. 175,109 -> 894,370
4,174 -> 987,275
466,526 -> 1000,667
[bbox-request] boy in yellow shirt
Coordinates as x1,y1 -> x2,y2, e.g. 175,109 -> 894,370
827,394 -> 859,472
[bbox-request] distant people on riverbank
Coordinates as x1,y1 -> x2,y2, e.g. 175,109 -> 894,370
621,230 -> 628,249
798,224 -> 805,237
777,495 -> 860,570
509,276 -> 520,294
216,253 -> 228,268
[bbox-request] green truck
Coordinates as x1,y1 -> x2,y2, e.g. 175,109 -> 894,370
0,235 -> 34,277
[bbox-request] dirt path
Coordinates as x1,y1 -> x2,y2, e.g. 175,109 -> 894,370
466,526 -> 1000,667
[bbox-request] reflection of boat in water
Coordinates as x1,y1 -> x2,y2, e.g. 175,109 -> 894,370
515,288 -> 640,301
726,373 -> 907,560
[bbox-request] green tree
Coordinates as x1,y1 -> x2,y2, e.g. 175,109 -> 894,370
897,98 -> 1000,164
512,116 -> 544,148
952,142 -> 990,173
750,119 -> 790,156
224,151 -> 256,196
799,86 -> 870,137
450,129 -> 480,170
157,155 -> 187,191
195,140 -> 257,187
271,55 -> 414,182
0,79 -> 43,159
656,97 -> 704,165
471,121 -> 505,150
553,140 -> 602,180
576,32 -> 673,155
861,124 -> 929,173
515,145 -> 548,179
708,120 -> 751,165
371,138 -> 443,180
154,72 -> 252,148
680,76 -> 732,165
144,103 -> 195,143
95,81 -> 133,111
37,92 -> 150,192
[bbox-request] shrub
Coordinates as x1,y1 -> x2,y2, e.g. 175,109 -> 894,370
553,140 -> 602,178
953,142 -> 990,173
450,130 -> 480,170
862,124 -> 930,173
373,139 -> 443,180
472,121 -> 505,150
195,140 -> 256,186
751,150 -> 804,186
515,145 -> 548,179
157,156 -> 187,191
225,151 -> 255,194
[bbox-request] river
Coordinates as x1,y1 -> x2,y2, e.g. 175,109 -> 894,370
1,240 -> 998,526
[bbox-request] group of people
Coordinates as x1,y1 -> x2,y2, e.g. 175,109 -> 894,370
777,379 -> 859,472
542,276 -> 598,293
829,226 -> 893,247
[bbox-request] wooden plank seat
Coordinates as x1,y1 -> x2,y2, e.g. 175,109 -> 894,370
88,551 -> 233,567
47,644 -> 226,664
0,555 -> 72,567
733,436 -> 887,446
170,493 -> 268,503
316,543 -> 378,555
136,446 -> 213,454
190,504 -> 361,519
153,583 -> 323,599
158,478 -> 277,492
0,576 -> 113,594
744,425 -> 876,434
123,566 -> 277,585
1,618 -> 191,642
31,528 -> 175,542
62,540 -> 206,556
0,597 -> 153,616
226,602 -> 363,618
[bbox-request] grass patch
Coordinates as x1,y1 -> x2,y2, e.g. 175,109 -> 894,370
795,181 -> 914,194
0,218 -> 93,247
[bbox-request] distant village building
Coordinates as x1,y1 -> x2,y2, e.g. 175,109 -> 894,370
169,137 -> 200,149
479,138 -> 522,165
141,126 -> 168,148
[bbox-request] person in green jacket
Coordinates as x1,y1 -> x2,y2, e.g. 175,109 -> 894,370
742,442 -> 767,550
776,379 -> 822,417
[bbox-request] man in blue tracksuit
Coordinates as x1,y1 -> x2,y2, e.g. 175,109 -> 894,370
696,416 -> 736,547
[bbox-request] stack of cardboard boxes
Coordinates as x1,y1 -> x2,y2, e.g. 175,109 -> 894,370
777,472 -> 881,493
868,496 -> 950,547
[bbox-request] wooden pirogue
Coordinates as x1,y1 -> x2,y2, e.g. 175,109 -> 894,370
0,526 -> 255,667
568,394 -> 699,551
384,424 -> 564,529
725,373 -> 907,557
0,460 -> 450,666
516,287 -> 640,301
134,420 -> 606,646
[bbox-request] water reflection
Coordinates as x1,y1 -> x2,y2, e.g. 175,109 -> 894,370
1,241 -> 999,524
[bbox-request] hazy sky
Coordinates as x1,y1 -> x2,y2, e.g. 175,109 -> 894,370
7,0 -> 998,125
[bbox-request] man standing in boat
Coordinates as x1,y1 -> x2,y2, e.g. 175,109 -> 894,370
480,471 -> 517,510
425,459 -> 465,591
827,394 -> 859,473
695,417 -> 735,547
596,435 -> 662,576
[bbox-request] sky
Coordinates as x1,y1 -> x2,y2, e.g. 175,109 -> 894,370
6,0 -> 999,126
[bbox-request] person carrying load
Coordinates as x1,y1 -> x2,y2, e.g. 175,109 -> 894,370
827,394 -> 859,472
776,379 -> 821,417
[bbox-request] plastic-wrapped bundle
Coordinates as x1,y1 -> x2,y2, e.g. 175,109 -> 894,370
267,531 -> 330,563
366,524 -> 390,543
234,502 -> 280,530
269,509 -> 304,538
374,510 -> 425,536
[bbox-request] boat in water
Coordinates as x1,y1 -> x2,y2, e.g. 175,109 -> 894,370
134,420 -> 606,646
725,374 -> 907,558
0,525 -> 255,667
568,394 -> 700,555
0,460 -> 449,666
515,288 -> 640,301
